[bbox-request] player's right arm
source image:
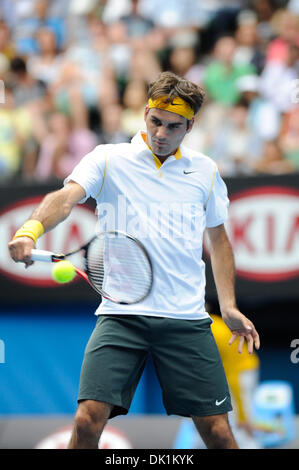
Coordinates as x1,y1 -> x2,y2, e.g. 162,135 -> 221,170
8,181 -> 86,266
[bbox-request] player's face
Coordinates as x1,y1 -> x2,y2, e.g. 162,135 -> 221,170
144,107 -> 193,159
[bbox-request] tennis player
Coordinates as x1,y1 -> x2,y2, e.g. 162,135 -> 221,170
8,71 -> 260,449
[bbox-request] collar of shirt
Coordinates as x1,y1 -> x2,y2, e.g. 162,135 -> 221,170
131,130 -> 192,170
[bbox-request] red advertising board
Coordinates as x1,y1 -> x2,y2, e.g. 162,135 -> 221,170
204,174 -> 299,301
0,175 -> 299,305
0,182 -> 98,305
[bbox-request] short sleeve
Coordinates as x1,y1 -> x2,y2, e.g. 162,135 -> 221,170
205,167 -> 229,228
64,145 -> 106,203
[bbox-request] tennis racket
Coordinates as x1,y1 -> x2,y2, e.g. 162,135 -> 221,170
30,230 -> 153,305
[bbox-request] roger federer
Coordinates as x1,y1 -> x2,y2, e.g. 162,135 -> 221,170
9,71 -> 260,449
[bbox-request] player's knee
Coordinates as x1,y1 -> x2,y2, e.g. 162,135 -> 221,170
208,419 -> 231,441
74,411 -> 98,442
74,412 -> 94,438
74,400 -> 109,439
193,414 -> 237,449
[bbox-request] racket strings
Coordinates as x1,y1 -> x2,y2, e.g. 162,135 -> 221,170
85,233 -> 152,303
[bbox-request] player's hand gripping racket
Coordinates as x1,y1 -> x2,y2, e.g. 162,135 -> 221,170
30,231 -> 153,305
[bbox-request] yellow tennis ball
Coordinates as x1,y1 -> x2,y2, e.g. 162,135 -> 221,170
52,260 -> 76,284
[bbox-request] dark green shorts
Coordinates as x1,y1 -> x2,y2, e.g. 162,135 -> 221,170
78,315 -> 232,419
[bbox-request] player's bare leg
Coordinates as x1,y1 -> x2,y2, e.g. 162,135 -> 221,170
68,399 -> 113,449
192,413 -> 239,449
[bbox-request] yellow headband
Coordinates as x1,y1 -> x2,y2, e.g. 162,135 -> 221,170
148,96 -> 194,120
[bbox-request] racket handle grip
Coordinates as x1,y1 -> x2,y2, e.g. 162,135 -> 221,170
31,249 -> 54,262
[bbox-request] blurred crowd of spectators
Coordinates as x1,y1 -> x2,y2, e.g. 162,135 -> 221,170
0,0 -> 298,182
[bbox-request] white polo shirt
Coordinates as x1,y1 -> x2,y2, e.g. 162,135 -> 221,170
64,131 -> 229,320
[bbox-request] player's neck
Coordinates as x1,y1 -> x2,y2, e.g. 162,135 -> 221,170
155,154 -> 169,164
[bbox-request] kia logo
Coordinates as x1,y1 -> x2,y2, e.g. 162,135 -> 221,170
0,197 -> 97,287
227,186 -> 299,282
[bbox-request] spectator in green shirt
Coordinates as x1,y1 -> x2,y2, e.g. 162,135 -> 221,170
203,35 -> 257,106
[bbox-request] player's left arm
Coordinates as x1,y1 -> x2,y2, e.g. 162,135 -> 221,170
206,224 -> 260,354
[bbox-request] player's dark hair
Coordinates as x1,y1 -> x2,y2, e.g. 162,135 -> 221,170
148,71 -> 205,116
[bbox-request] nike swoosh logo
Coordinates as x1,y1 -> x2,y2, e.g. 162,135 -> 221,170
183,170 -> 200,174
215,397 -> 228,406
